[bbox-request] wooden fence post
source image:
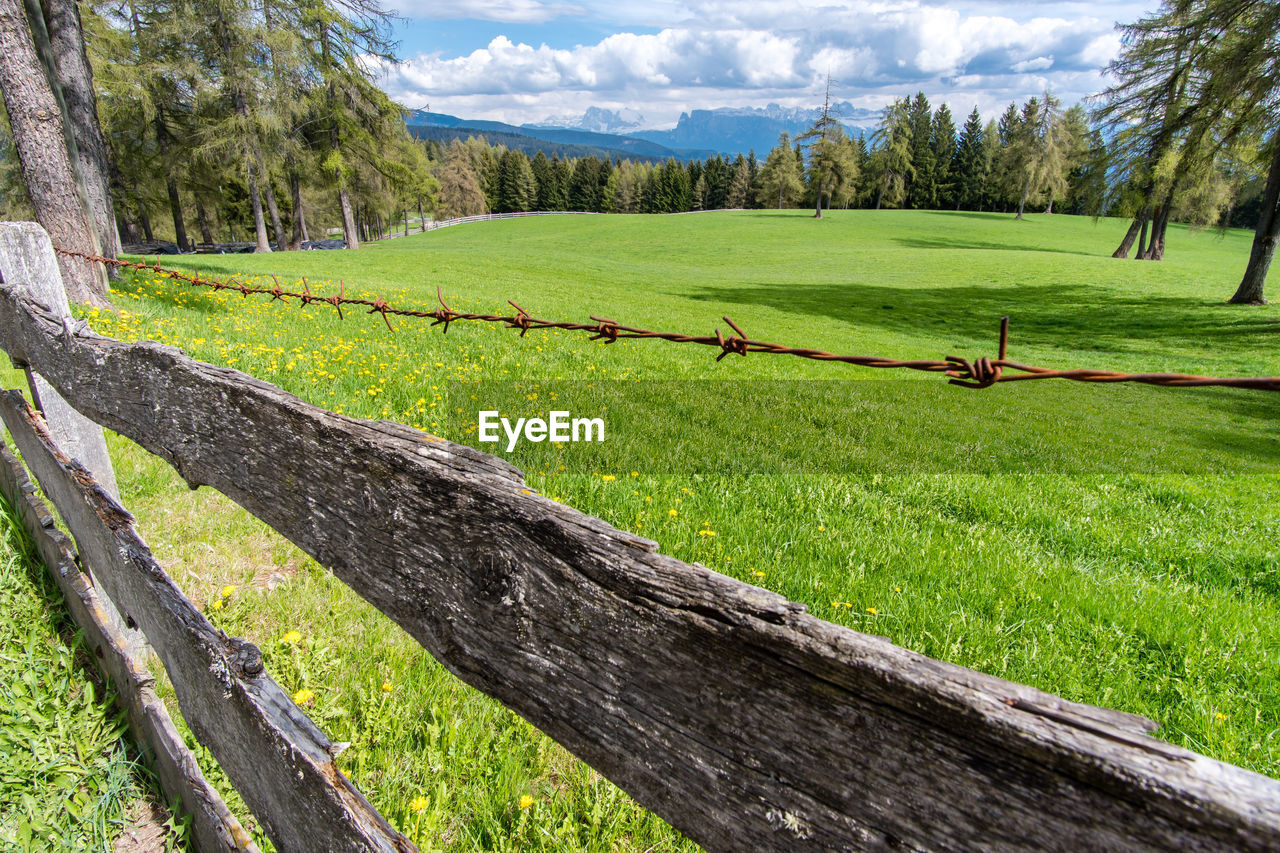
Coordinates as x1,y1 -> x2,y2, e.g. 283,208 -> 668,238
0,220 -> 145,656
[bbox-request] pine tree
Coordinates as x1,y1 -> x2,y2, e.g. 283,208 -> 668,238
726,154 -> 751,208
930,104 -> 957,210
797,79 -> 857,218
869,98 -> 914,210
953,107 -> 986,210
905,92 -> 935,208
495,149 -> 535,212
530,150 -> 552,209
755,132 -> 803,209
436,139 -> 485,218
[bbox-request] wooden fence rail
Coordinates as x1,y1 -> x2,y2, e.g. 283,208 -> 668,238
0,423 -> 256,853
1,223 -> 1280,850
423,211 -> 599,231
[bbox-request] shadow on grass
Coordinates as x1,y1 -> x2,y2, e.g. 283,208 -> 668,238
688,280 -> 1280,359
892,235 -> 1097,256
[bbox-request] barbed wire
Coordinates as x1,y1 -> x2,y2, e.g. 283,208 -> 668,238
56,249 -> 1280,393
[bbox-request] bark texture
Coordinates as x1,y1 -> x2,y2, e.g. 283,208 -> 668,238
339,186 -> 360,249
0,0 -> 109,306
0,285 -> 1278,851
288,169 -> 306,249
1231,140 -> 1280,305
38,0 -> 119,259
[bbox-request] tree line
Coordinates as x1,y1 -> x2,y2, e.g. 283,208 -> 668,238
2,0 -> 1279,304
0,0 -> 435,276
434,94 -> 1116,224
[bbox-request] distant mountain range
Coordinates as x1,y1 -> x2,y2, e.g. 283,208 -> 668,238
405,110 -> 713,163
634,104 -> 881,155
405,102 -> 886,162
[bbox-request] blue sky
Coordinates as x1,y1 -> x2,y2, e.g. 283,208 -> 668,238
376,1 -> 1155,127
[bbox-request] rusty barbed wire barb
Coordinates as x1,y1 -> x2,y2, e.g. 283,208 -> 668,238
52,249 -> 1280,394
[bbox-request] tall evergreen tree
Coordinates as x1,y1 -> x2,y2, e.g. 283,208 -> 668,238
953,107 -> 986,210
905,92 -> 935,208
726,154 -> 751,208
930,103 -> 957,209
869,97 -> 914,210
798,79 -> 858,218
755,132 -> 803,208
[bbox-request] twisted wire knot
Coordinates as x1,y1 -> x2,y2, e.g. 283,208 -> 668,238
588,317 -> 620,343
945,355 -> 1003,388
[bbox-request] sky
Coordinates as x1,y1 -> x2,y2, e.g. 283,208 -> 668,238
374,0 -> 1157,129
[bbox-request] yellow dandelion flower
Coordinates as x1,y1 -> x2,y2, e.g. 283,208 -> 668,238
282,629 -> 303,644
894,586 -> 902,592
698,529 -> 716,537
382,681 -> 394,693
293,688 -> 315,704
519,795 -> 533,810
221,584 -> 236,598
818,525 -> 826,531
668,509 -> 678,517
410,796 -> 428,812
1214,712 -> 1227,721
866,607 -> 878,615
630,471 -> 638,477
753,571 -> 765,579
209,598 -> 223,611
601,474 -> 616,482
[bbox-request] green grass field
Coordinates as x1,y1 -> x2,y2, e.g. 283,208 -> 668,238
63,209 -> 1279,849
0,504 -> 163,850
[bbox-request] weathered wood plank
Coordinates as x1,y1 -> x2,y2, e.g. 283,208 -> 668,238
0,431 -> 255,853
1,286 -> 1278,851
0,391 -> 413,853
0,221 -> 117,497
0,221 -> 146,660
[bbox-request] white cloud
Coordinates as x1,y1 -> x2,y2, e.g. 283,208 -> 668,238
1012,56 -> 1054,72
379,1 -> 1131,125
389,0 -> 584,23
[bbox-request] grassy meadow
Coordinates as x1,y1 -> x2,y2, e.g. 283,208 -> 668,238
0,503 -> 163,850
42,209 -> 1280,849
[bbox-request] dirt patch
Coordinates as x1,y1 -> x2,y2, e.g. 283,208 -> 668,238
249,557 -> 303,591
112,797 -> 176,852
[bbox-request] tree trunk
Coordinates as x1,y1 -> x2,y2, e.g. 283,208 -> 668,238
38,0 -> 118,260
195,197 -> 213,245
118,212 -> 137,245
260,165 -> 288,250
1112,217 -> 1142,259
1015,176 -> 1030,220
153,109 -> 189,251
22,0 -> 98,239
289,168 -> 305,249
1229,138 -> 1280,304
876,173 -> 887,211
137,193 -> 153,242
403,208 -> 409,237
246,160 -> 271,252
1045,189 -> 1054,215
338,186 -> 359,249
165,176 -> 189,252
1147,184 -> 1177,261
418,197 -> 425,232
0,0 -> 109,306
1136,214 -> 1150,259
1143,205 -> 1164,260
814,181 -> 823,219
